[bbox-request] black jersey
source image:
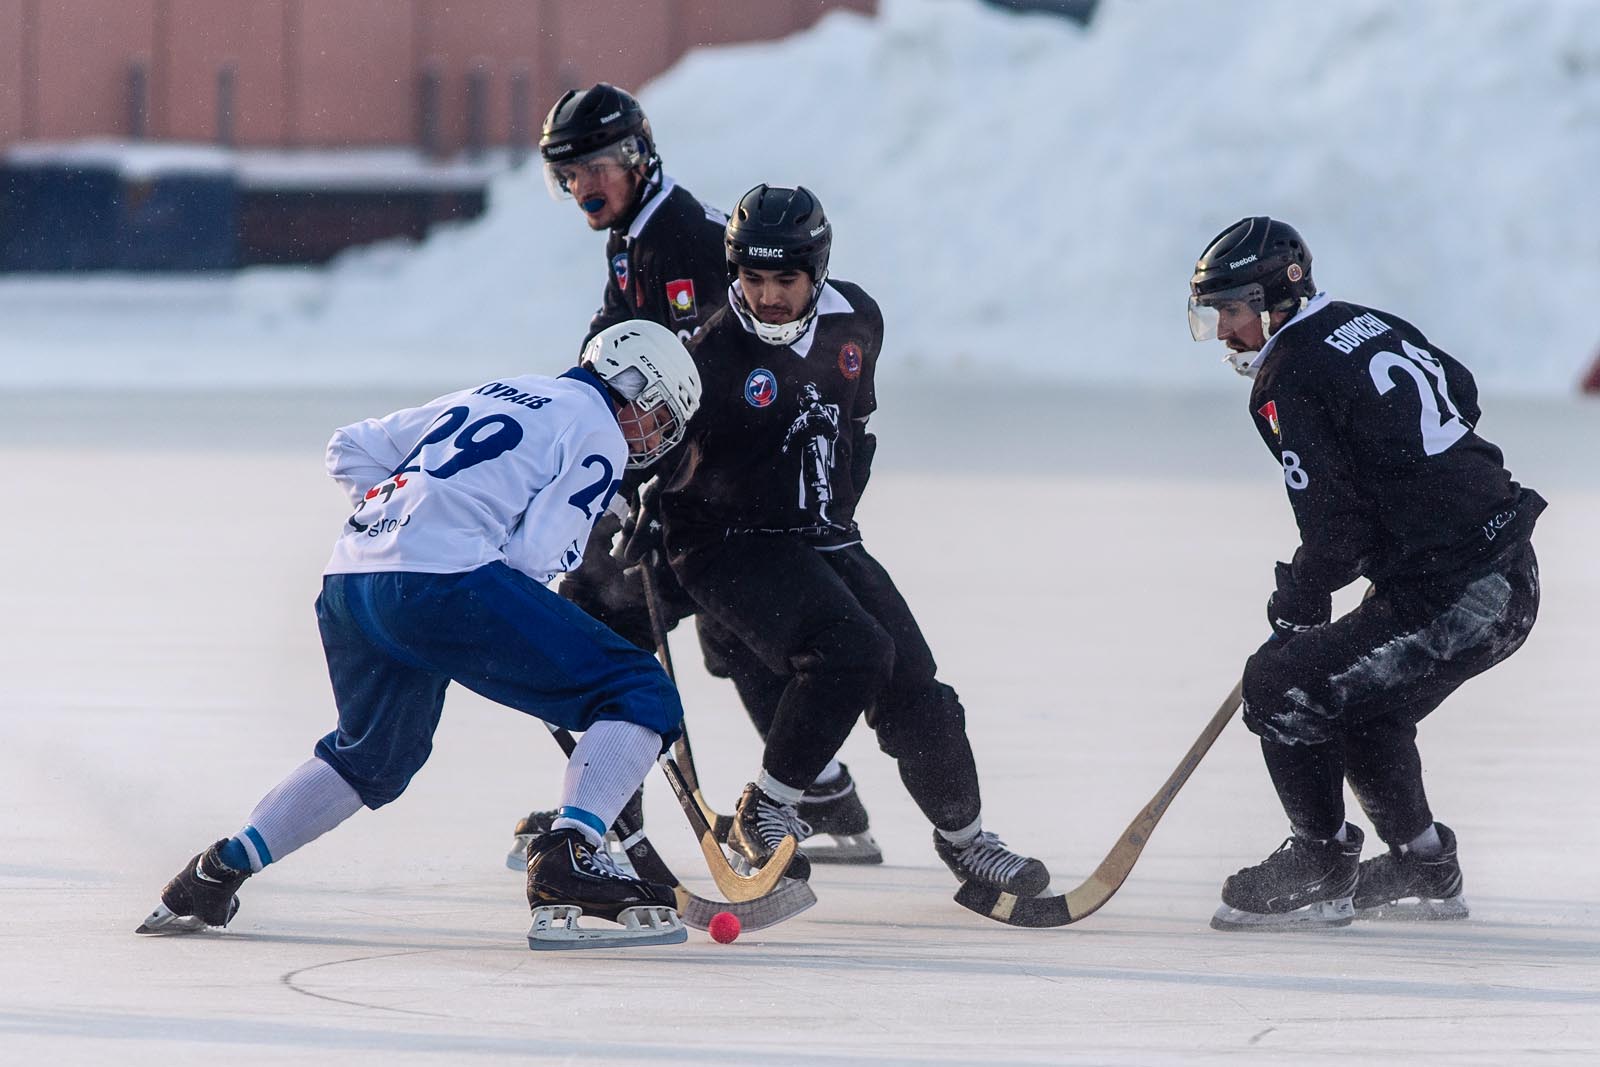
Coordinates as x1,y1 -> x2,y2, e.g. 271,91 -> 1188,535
1248,295 -> 1544,594
584,177 -> 729,350
661,280 -> 882,553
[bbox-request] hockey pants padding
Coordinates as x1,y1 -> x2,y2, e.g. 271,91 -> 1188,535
1245,542 -> 1539,845
315,564 -> 682,808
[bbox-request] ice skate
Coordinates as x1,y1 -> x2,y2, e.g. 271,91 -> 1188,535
1354,822 -> 1468,921
525,827 -> 685,950
934,828 -> 1050,897
506,793 -> 639,875
1211,824 -> 1362,931
797,764 -> 883,864
728,783 -> 812,883
135,839 -> 252,935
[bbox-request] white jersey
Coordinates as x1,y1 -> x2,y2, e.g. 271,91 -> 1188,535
323,370 -> 626,584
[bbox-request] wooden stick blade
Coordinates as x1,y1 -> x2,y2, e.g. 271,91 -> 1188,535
678,879 -> 817,931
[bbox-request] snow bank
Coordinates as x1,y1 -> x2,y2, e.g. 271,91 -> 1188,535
3,0 -> 1597,393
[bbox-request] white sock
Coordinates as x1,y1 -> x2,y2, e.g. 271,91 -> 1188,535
1404,823 -> 1443,857
937,815 -> 983,849
754,769 -> 806,806
236,757 -> 364,871
552,721 -> 660,848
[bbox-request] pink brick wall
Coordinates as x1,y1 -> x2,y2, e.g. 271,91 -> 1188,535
0,0 -> 875,153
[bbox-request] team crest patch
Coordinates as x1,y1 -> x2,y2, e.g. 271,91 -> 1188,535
666,279 -> 697,321
611,252 -> 629,291
1286,263 -> 1304,283
838,341 -> 863,380
1257,399 -> 1280,437
745,368 -> 778,408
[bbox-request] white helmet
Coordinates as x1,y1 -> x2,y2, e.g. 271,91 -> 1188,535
581,320 -> 702,468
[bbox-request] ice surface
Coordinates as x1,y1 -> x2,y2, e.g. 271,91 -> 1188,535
0,385 -> 1595,1065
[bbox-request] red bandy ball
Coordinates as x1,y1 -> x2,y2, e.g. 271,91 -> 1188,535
708,911 -> 741,944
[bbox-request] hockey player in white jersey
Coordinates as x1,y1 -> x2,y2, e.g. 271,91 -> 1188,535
136,320 -> 702,950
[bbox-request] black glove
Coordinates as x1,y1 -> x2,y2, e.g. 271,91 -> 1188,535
1266,561 -> 1331,641
620,479 -> 665,565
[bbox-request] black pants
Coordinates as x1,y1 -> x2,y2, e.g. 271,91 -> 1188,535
676,535 -> 982,831
1242,541 -> 1540,845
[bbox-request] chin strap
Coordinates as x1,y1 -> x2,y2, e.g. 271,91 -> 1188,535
613,157 -> 664,233
1225,296 -> 1308,379
731,272 -> 827,347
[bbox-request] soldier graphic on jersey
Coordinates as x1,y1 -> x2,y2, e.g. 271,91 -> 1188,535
782,383 -> 842,526
656,185 -> 1050,900
1189,217 -> 1545,932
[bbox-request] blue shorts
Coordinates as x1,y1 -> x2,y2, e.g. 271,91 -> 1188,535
313,562 -> 682,808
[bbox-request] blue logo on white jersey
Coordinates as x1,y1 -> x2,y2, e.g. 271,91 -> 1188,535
612,252 -> 629,291
745,368 -> 778,408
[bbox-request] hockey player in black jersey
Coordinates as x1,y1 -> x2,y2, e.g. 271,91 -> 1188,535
651,184 -> 1049,899
534,81 -> 728,654
1188,217 -> 1544,931
540,82 -> 728,350
513,84 -> 881,867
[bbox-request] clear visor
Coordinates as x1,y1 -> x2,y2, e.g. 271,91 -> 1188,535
542,138 -> 646,200
1187,282 -> 1266,341
616,383 -> 684,469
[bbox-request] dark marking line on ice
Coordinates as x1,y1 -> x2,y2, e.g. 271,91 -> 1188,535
1249,1027 -> 1275,1045
281,950 -> 454,1018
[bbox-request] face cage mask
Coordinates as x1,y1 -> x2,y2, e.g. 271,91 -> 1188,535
733,271 -> 827,347
615,383 -> 686,469
542,137 -> 648,200
595,364 -> 685,469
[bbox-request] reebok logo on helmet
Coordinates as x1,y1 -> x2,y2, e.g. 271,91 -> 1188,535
1229,254 -> 1258,269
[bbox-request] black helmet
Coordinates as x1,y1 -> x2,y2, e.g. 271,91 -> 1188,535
539,83 -> 654,164
725,184 -> 832,282
1190,216 -> 1314,312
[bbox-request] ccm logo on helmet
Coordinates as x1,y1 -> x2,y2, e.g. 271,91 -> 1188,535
746,246 -> 782,257
1229,254 -> 1258,269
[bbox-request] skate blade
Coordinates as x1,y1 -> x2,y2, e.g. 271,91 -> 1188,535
527,904 -> 688,951
1210,896 -> 1355,932
135,903 -> 209,936
802,832 -> 884,865
1356,894 -> 1469,922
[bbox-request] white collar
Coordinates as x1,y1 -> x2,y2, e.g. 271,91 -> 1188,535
624,174 -> 677,241
728,281 -> 854,358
